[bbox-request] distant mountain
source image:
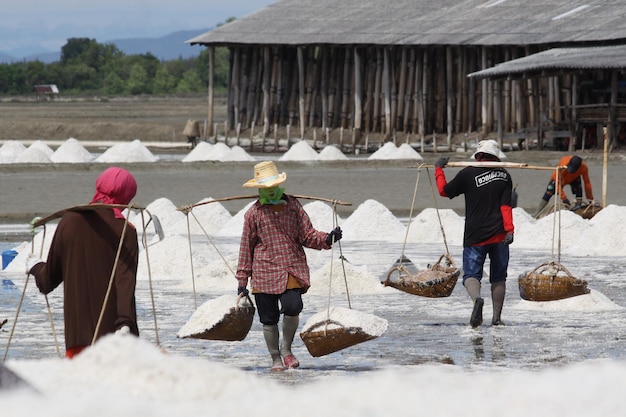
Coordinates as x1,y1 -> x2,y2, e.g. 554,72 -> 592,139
0,28 -> 210,64
107,29 -> 209,61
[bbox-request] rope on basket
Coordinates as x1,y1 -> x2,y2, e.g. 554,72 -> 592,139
322,199 -> 350,333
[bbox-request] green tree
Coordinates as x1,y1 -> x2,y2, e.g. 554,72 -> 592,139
175,70 -> 203,93
152,66 -> 177,94
126,63 -> 150,95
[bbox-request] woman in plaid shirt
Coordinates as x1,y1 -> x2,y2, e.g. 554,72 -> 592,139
236,161 -> 342,371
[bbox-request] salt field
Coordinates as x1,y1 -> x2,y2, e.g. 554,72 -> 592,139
1,137 -> 625,416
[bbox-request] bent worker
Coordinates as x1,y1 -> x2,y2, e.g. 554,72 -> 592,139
534,155 -> 594,217
235,161 -> 342,371
27,167 -> 140,358
434,140 -> 514,327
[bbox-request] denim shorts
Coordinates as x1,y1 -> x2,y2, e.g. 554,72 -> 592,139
462,243 -> 509,283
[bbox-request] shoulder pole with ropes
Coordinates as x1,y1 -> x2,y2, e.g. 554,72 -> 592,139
176,195 -> 352,312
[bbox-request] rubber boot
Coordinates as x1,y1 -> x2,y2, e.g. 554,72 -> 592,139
464,278 -> 483,328
262,324 -> 285,371
491,281 -> 506,326
534,199 -> 549,218
281,315 -> 300,369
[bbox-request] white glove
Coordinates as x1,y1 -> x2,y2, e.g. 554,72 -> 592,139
115,325 -> 130,336
26,255 -> 43,275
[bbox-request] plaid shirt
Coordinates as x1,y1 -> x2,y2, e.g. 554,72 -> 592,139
236,195 -> 330,294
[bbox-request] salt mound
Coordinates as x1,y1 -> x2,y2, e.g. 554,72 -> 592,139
206,142 -> 233,161
0,140 -> 26,162
405,208 -> 464,245
302,306 -> 388,337
29,140 -> 55,157
582,204 -> 626,256
222,145 -> 256,161
396,143 -> 423,160
303,201 -> 342,232
131,197 -> 186,238
15,147 -> 52,163
182,142 -> 214,162
341,199 -> 406,241
51,138 -> 93,163
319,145 -> 348,161
280,140 -> 320,161
215,201 -> 255,236
308,259 -> 386,295
174,197 -> 233,236
96,139 -> 157,163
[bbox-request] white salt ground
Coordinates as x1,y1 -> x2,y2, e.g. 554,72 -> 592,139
15,147 -> 51,163
4,192 -> 626,416
301,306 -> 388,337
0,140 -> 27,163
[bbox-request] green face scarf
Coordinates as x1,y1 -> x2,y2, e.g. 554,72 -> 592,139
259,187 -> 285,205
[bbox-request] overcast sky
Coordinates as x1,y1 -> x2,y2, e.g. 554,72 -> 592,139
1,0 -> 277,55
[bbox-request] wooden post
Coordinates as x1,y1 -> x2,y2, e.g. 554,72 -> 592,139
372,48 -> 382,133
297,47 -> 306,139
262,46 -> 271,138
207,46 -> 214,137
481,47 -> 488,136
496,80 -> 503,148
232,48 -> 240,130
383,48 -> 392,138
396,48 -> 408,132
603,126 -> 608,207
569,75 -> 578,152
445,46 -> 453,150
354,48 -> 362,144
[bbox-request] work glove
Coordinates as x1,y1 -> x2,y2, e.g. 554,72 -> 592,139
29,216 -> 42,237
504,232 -> 514,245
435,157 -> 449,168
25,255 -> 43,275
562,199 -> 571,207
115,326 -> 130,336
237,286 -> 249,297
326,227 -> 343,246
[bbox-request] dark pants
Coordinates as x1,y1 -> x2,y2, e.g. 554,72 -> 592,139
462,243 -> 509,284
254,289 -> 303,325
542,177 -> 582,201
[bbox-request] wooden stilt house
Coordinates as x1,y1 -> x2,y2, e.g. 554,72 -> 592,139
187,0 -> 626,152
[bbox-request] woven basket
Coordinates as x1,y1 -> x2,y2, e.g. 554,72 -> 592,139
300,320 -> 378,357
382,253 -> 460,298
185,294 -> 255,341
518,262 -> 590,302
572,202 -> 603,219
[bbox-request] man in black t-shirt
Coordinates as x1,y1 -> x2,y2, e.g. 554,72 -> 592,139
435,140 -> 514,328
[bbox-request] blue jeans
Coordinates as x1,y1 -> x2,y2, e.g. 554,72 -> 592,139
462,243 -> 509,284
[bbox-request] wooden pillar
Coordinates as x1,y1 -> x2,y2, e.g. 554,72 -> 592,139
495,80 -> 503,147
396,47 -> 408,132
569,74 -> 578,152
262,46 -> 271,138
481,47 -> 488,135
232,48 -> 240,130
354,48 -> 363,143
445,46 -> 453,149
207,46 -> 214,137
297,47 -> 306,139
383,48 -> 392,138
609,70 -> 618,148
403,48 -> 415,133
320,48 -> 329,133
372,48 -> 383,133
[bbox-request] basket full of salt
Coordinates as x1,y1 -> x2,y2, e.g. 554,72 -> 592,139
177,294 -> 255,341
300,307 -> 388,357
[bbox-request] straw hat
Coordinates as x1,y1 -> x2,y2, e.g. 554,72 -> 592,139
243,161 -> 287,188
471,139 -> 506,160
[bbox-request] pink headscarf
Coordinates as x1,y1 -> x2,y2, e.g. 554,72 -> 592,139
90,167 -> 137,219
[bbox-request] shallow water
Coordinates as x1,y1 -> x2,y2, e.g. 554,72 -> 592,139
3,234 -> 625,385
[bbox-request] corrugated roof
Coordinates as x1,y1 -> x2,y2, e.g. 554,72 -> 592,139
468,45 -> 626,79
187,0 -> 626,47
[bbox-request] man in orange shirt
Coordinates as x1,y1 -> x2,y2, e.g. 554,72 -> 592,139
534,155 -> 594,218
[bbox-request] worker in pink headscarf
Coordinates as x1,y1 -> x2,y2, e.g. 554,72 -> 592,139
28,167 -> 140,358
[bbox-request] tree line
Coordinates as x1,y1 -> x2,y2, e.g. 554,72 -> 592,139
0,37 -> 229,96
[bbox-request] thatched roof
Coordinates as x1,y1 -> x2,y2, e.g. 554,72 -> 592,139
188,0 -> 626,47
468,45 -> 626,79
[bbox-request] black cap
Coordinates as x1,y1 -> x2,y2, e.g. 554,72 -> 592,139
567,156 -> 582,173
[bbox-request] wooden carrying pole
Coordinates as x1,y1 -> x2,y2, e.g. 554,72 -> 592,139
177,195 -> 352,212
418,161 -> 562,171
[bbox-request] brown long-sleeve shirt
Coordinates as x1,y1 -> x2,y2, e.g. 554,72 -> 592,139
31,208 -> 139,350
